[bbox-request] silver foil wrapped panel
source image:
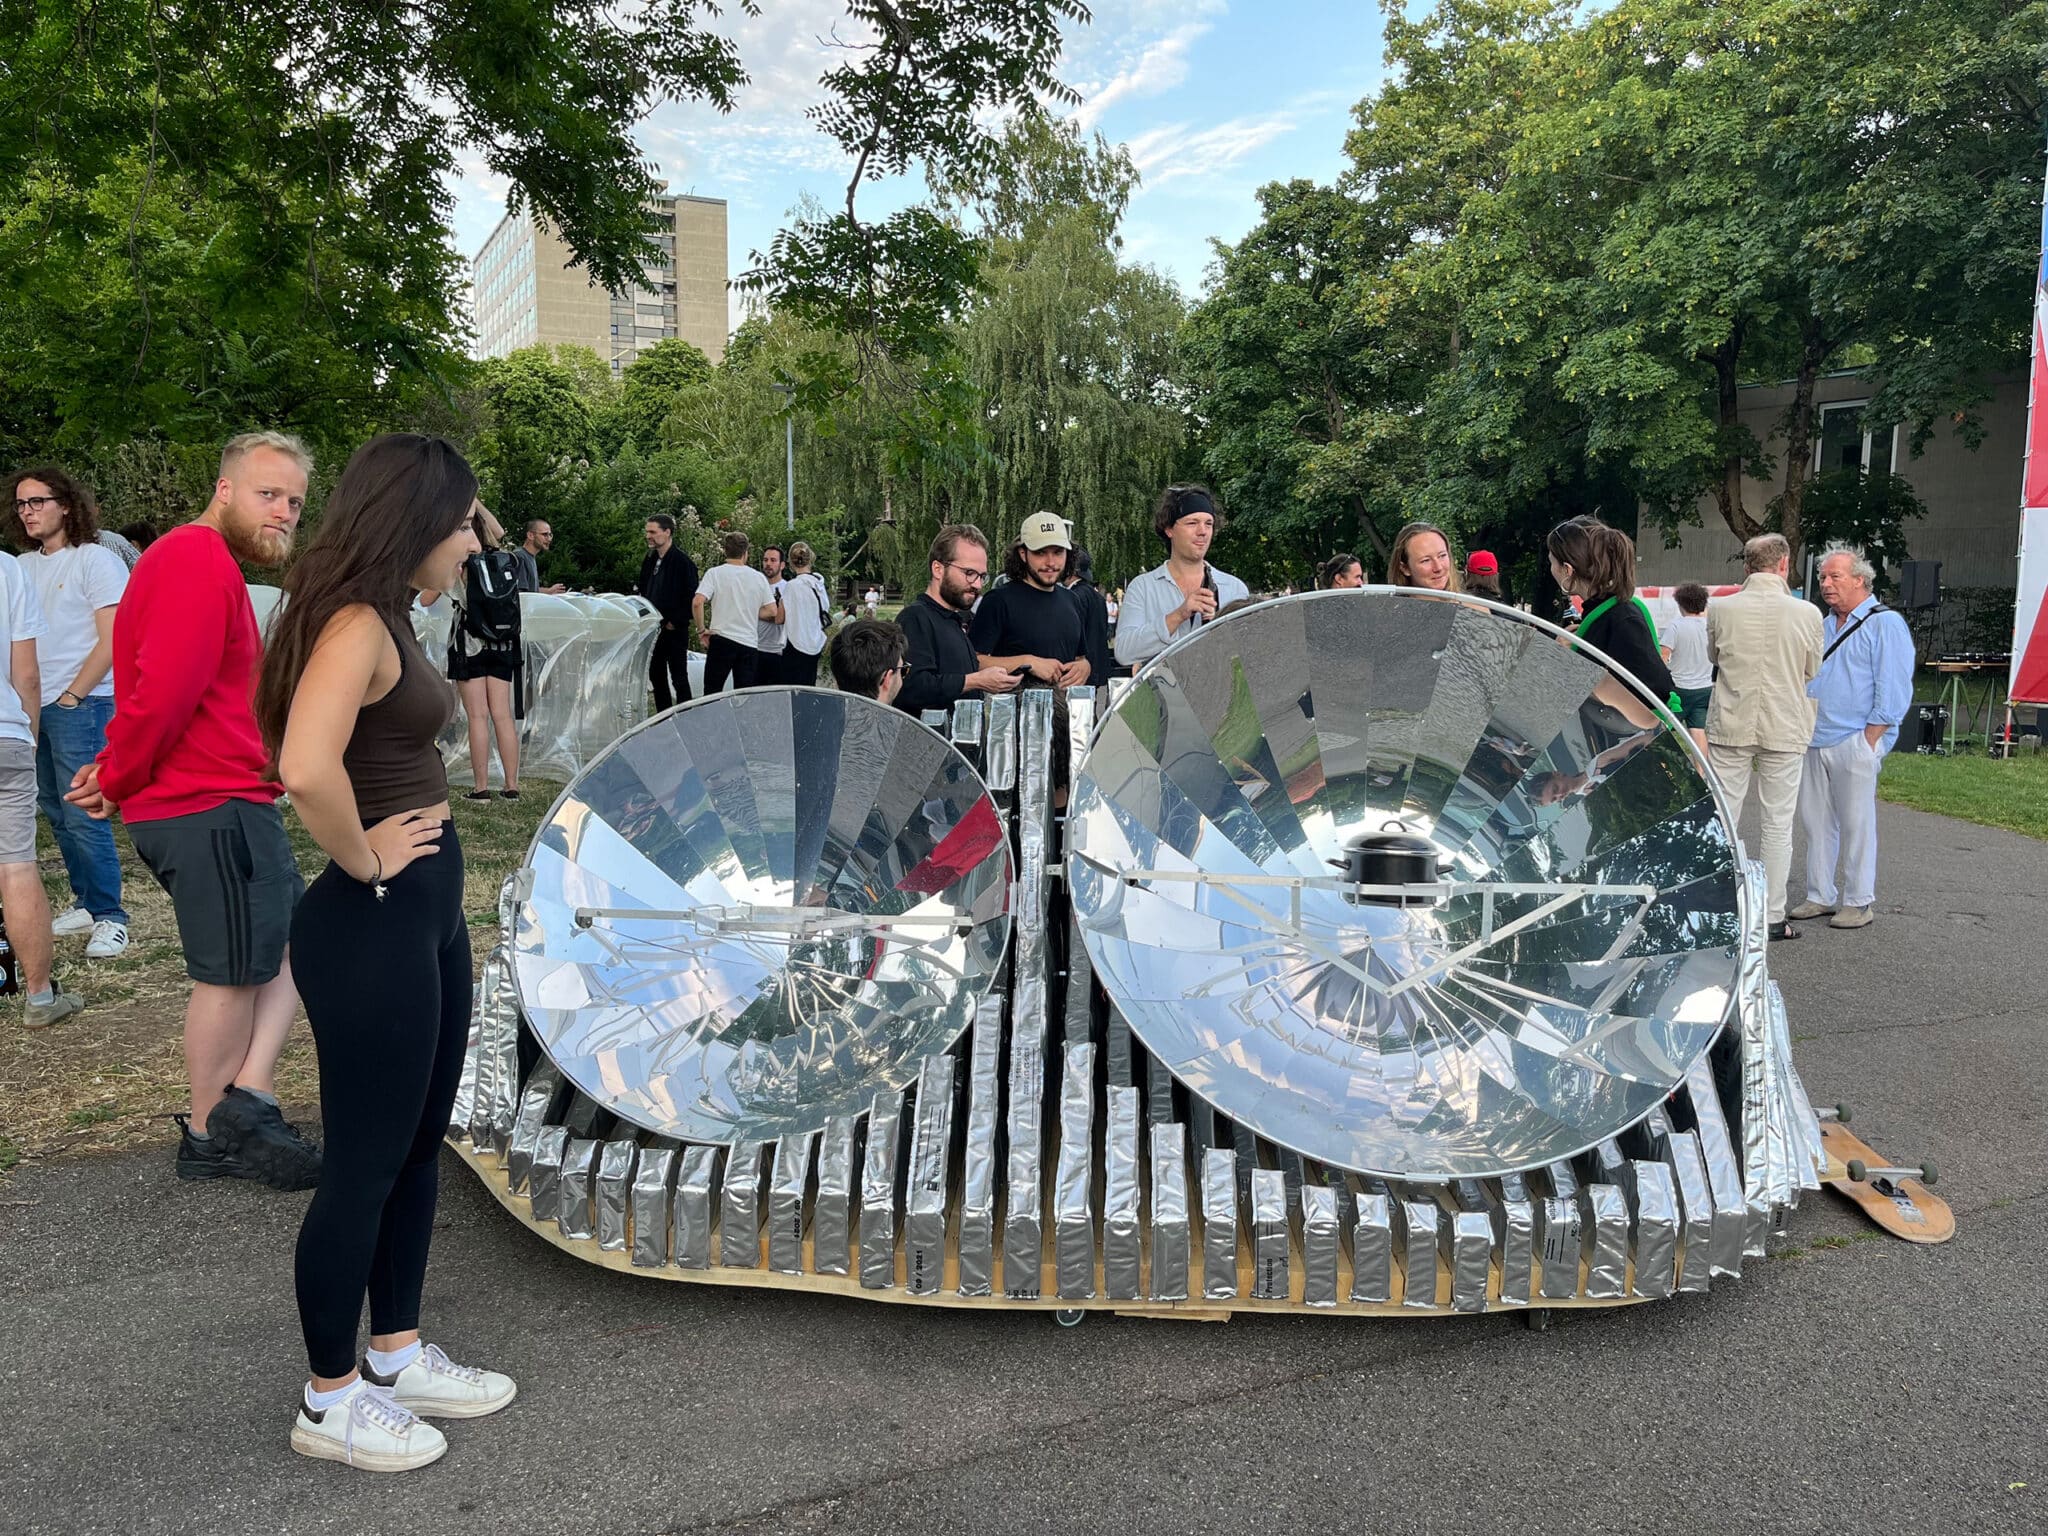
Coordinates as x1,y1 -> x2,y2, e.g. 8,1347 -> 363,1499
1149,1122 -> 1190,1303
595,1136 -> 638,1252
528,1125 -> 570,1226
860,1088 -> 907,1290
1054,1041 -> 1097,1300
1582,1182 -> 1630,1300
507,1061 -> 566,1197
1201,1147 -> 1238,1300
558,1137 -> 600,1241
1103,1086 -> 1142,1301
769,1131 -> 816,1276
630,1144 -> 678,1268
1400,1198 -> 1441,1309
671,1145 -> 721,1270
956,999 -> 1004,1297
813,1114 -> 859,1278
1300,1183 -> 1342,1308
720,1140 -> 767,1269
1351,1192 -> 1395,1304
905,1056 -> 957,1296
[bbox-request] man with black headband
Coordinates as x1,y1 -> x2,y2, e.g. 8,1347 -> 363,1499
1113,484 -> 1250,669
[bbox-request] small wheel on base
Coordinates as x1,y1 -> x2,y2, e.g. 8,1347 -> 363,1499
1522,1307 -> 1555,1333
1055,1308 -> 1086,1328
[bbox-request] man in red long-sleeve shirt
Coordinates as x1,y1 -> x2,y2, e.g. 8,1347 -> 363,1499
68,432 -> 321,1189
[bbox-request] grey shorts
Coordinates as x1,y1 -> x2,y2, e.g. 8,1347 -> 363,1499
0,738 -> 35,864
130,799 -> 304,986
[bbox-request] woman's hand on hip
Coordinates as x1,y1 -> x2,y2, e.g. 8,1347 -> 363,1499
358,810 -> 445,884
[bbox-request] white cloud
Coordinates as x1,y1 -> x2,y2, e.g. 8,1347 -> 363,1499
1122,112 -> 1300,186
1071,13 -> 1219,130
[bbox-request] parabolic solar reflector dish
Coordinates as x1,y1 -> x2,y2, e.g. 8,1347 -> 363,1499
1068,588 -> 1743,1181
513,689 -> 1013,1144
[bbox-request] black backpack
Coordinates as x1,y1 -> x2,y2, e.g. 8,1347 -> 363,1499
461,549 -> 523,647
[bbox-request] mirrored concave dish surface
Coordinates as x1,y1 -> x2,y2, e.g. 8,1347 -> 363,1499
1068,588 -> 1742,1181
514,689 -> 1013,1144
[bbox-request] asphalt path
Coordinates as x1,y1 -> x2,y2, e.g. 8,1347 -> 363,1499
2,800 -> 2042,1535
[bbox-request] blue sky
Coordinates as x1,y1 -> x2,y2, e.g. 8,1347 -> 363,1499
445,1 -> 1391,337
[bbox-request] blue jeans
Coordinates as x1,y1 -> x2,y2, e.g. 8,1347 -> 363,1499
37,696 -> 127,924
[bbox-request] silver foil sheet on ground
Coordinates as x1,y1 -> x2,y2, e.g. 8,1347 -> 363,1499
1685,1055 -> 1747,1279
1202,1147 -> 1238,1300
1149,1122 -> 1190,1302
769,1131 -> 816,1276
1400,1198 -> 1441,1308
1629,1159 -> 1680,1300
1442,1208 -> 1492,1314
528,1125 -> 570,1226
1351,1192 -> 1395,1304
812,1114 -> 859,1277
671,1145 -> 721,1270
1054,1041 -> 1097,1300
506,1060 -> 566,1196
595,1136 -> 638,1251
955,999 -> 1004,1297
1251,1169 -> 1290,1300
1582,1183 -> 1630,1299
1103,1086 -> 1142,1301
860,1088 -> 907,1290
905,1056 -> 958,1296
630,1144 -> 678,1268
558,1137 -> 600,1241
1768,979 -> 1826,1193
720,1140 -> 767,1269
1735,858 -> 1777,1256
1300,1184 -> 1342,1308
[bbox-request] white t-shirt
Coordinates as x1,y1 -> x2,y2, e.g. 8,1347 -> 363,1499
699,562 -> 773,649
0,552 -> 49,744
1666,612 -> 1713,690
782,571 -> 830,657
17,542 -> 127,705
864,588 -> 881,614
756,577 -> 787,656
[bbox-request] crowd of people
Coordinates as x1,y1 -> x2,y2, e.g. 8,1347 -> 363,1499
1,439 -> 1919,1477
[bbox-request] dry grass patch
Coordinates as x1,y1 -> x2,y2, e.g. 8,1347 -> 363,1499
0,785 -> 556,1172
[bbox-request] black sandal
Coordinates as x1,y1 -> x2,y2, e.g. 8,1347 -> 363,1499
1766,920 -> 1800,942
500,789 -> 522,800
465,790 -> 494,801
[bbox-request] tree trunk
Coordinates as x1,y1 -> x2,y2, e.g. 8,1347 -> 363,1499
1777,318 -> 1828,573
1708,331 -> 1762,544
1353,494 -> 1390,562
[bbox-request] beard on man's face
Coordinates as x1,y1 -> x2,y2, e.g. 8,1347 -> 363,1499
221,502 -> 295,567
939,571 -> 977,610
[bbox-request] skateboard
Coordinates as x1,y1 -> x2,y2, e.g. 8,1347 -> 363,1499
1818,1112 -> 1954,1245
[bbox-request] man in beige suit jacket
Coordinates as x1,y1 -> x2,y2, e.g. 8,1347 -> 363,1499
1706,533 -> 1825,939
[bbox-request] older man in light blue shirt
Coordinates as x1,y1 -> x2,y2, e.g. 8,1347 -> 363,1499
1790,547 -> 1916,931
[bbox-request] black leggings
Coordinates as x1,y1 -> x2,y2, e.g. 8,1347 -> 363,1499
291,824 -> 470,1379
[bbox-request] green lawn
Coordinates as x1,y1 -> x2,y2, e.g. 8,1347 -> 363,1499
1879,749 -> 2048,841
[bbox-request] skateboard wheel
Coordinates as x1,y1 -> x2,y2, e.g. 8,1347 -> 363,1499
1835,1103 -> 1851,1124
1918,1159 -> 1938,1187
1522,1307 -> 1555,1333
1054,1309 -> 1085,1328
1846,1158 -> 1868,1182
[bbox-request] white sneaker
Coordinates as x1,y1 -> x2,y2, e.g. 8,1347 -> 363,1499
290,1379 -> 447,1473
84,920 -> 129,959
51,906 -> 93,938
363,1343 -> 517,1420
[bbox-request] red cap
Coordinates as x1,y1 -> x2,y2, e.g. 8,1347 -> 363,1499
1465,550 -> 1499,576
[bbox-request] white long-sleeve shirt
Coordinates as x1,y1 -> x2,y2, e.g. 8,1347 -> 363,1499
1112,561 -> 1251,668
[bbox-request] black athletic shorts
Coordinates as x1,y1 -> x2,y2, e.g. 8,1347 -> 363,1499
129,798 -> 304,986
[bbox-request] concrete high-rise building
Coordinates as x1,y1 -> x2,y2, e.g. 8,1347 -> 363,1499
470,190 -> 727,370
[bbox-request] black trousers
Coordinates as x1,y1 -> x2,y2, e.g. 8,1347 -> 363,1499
780,647 -> 820,686
650,627 -> 692,713
291,825 -> 470,1378
704,634 -> 760,694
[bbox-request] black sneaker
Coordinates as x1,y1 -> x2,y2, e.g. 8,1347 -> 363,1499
174,1114 -> 251,1182
205,1087 -> 322,1191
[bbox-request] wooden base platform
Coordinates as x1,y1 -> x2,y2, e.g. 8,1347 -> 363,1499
452,1138 -> 1650,1321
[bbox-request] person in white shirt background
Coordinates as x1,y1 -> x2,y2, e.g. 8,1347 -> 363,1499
5,465 -> 130,958
756,543 -> 789,679
693,530 -> 781,692
1662,581 -> 1715,754
778,542 -> 832,685
863,584 -> 881,619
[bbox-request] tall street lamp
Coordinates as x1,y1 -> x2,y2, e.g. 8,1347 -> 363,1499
771,379 -> 796,530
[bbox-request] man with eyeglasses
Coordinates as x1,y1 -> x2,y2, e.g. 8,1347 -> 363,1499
894,524 -> 1021,716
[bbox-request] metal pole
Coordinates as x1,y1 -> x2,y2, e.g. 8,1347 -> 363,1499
785,411 -> 796,530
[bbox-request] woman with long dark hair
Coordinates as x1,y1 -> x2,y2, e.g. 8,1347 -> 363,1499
1546,516 -> 1674,730
256,434 -> 513,1474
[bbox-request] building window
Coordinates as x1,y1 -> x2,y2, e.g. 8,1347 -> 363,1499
1815,401 -> 1897,477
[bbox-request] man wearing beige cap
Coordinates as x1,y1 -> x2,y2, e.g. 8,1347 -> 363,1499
970,512 -> 1091,687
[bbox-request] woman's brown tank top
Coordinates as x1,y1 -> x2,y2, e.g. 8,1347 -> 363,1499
345,616 -> 456,823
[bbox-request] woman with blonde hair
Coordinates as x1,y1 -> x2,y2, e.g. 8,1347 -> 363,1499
1387,521 -> 1459,591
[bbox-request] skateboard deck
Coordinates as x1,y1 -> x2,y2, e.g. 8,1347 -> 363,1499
1820,1122 -> 1954,1244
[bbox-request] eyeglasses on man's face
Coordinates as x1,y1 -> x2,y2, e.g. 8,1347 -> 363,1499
945,562 -> 987,585
13,495 -> 57,515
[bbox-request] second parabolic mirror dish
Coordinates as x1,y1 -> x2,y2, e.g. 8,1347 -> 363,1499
512,689 -> 1013,1145
1067,588 -> 1744,1181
